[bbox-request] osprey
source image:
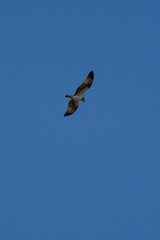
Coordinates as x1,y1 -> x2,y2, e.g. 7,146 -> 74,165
64,71 -> 94,117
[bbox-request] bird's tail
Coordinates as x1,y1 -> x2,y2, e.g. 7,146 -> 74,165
65,95 -> 72,98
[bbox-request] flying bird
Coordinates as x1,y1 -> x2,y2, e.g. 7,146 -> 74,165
64,71 -> 94,117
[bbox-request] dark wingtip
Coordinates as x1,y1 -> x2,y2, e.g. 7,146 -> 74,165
64,112 -> 71,117
88,71 -> 94,80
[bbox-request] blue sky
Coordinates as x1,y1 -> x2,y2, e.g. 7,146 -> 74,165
1,0 -> 160,239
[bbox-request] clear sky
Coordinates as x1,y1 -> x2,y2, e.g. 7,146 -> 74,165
1,0 -> 160,239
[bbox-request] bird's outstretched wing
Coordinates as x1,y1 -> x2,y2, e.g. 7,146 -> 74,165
74,71 -> 94,96
64,99 -> 78,117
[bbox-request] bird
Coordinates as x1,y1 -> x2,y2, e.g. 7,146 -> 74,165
64,71 -> 94,117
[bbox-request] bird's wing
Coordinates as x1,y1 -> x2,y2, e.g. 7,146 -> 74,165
74,71 -> 94,96
64,99 -> 78,117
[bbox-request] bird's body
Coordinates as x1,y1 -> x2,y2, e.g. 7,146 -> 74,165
72,95 -> 83,102
64,71 -> 94,117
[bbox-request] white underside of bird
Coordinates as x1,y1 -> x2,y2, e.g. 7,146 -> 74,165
72,95 -> 83,103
